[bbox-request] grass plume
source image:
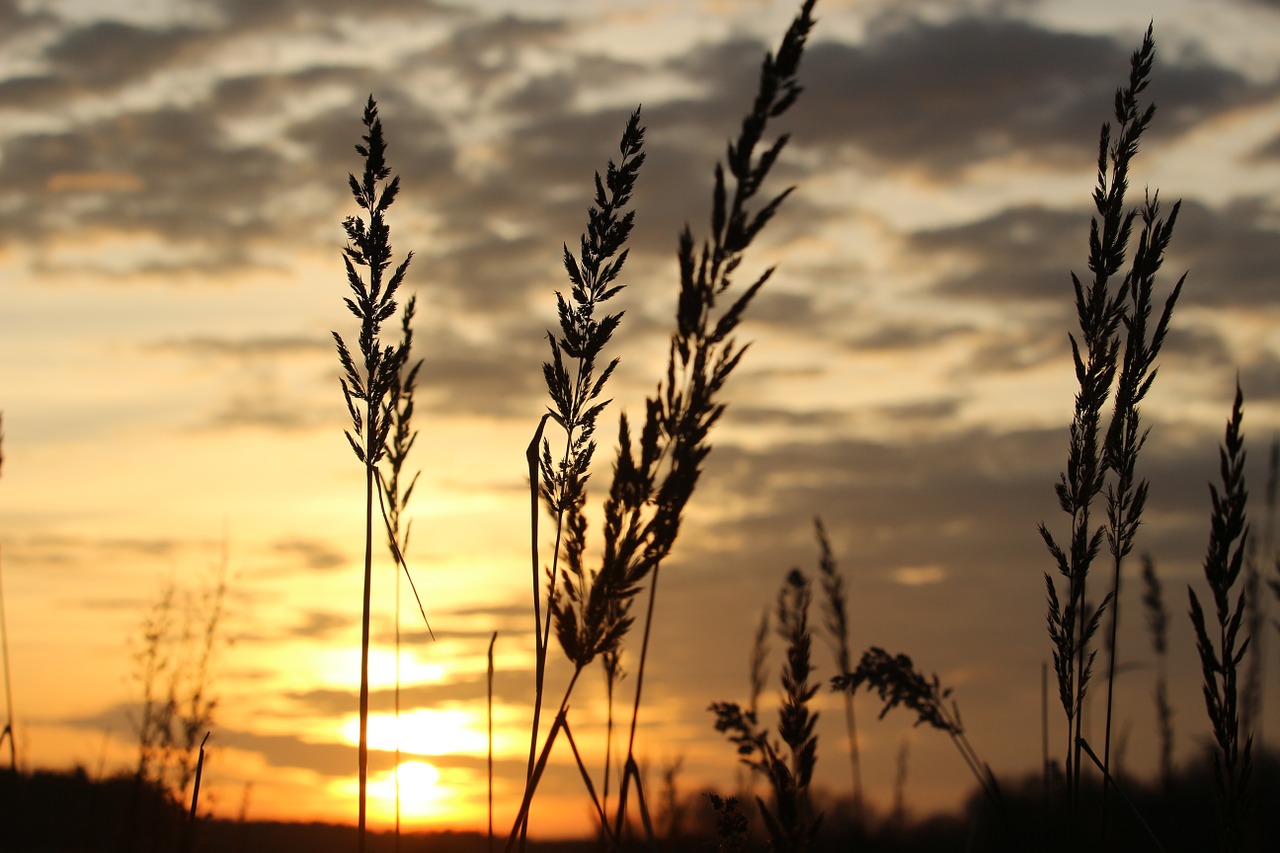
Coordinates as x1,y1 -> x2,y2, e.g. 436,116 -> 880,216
1188,382 -> 1253,852
711,568 -> 822,853
813,516 -> 862,821
832,647 -> 1000,809
0,414 -> 14,774
514,105 -> 646,846
332,95 -> 413,851
1140,554 -> 1175,792
607,2 -> 818,834
1037,26 -> 1181,839
380,293 -> 423,851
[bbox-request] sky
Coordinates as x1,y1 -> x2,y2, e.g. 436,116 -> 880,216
2,0 -> 1280,839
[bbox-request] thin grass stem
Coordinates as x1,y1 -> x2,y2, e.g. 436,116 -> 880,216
561,716 -> 614,843
182,731 -> 210,853
488,631 -> 497,853
1079,737 -> 1169,853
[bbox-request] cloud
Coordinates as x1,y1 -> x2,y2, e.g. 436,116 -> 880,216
0,534 -> 194,576
200,386 -> 327,432
0,108 -> 292,266
908,204 -> 1081,303
774,17 -> 1253,177
288,611 -> 353,640
209,0 -> 458,36
217,723 -> 524,778
271,537 -> 348,573
43,21 -> 206,89
421,13 -> 570,101
283,666 -> 538,720
842,321 -> 974,352
146,335 -> 331,361
1163,198 -> 1280,308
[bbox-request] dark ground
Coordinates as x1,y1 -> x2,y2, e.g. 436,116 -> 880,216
2,753 -> 1278,852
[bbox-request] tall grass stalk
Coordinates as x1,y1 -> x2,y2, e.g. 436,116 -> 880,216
1039,26 -> 1175,843
1076,737 -> 1168,853
0,546 -> 12,774
601,646 -> 623,818
1188,382 -> 1253,852
813,516 -> 862,821
609,2 -> 817,836
1142,555 -> 1173,785
510,1 -> 817,842
749,606 -> 769,720
528,101 -> 645,790
381,294 -> 422,853
488,631 -> 497,853
711,569 -> 821,853
181,731 -> 210,853
891,737 -> 909,831
333,96 -> 413,851
1140,554 -> 1174,792
1098,149 -> 1183,838
516,105 -> 646,847
0,415 -> 13,774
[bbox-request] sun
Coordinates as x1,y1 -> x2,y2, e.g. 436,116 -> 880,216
332,759 -> 456,826
333,707 -> 495,828
377,760 -> 446,822
395,760 -> 441,789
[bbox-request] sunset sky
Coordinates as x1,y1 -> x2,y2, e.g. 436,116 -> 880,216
3,0 -> 1280,839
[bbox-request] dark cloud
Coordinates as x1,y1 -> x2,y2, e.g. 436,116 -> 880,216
285,98 -> 455,204
877,397 -> 964,421
910,197 -> 1280,318
289,611 -> 353,640
44,21 -> 205,89
411,318 -> 546,419
0,108 -> 289,264
908,204 -> 1085,302
728,405 -> 852,430
612,408 -> 1246,717
750,18 -> 1253,177
842,321 -> 974,352
0,0 -> 57,50
443,601 -> 529,621
146,335 -> 330,361
201,386 -> 327,433
1163,198 -> 1280,307
271,537 -> 347,573
1,534 -> 192,573
209,65 -> 363,114
960,326 -> 1067,374
1240,350 -> 1280,404
1250,132 -> 1280,162
423,13 -> 570,99
218,727 -> 358,777
208,0 -> 459,37
692,417 -> 1233,579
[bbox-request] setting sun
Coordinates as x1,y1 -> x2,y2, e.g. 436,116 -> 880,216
331,760 -> 461,827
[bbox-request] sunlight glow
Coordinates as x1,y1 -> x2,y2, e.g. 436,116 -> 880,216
339,707 -> 489,756
315,647 -> 450,690
331,760 -> 456,826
